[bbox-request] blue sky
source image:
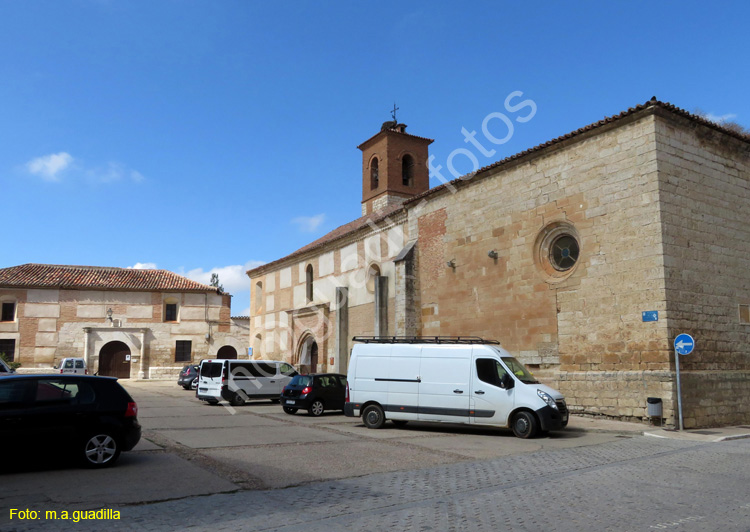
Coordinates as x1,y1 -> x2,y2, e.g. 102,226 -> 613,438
2,1 -> 748,315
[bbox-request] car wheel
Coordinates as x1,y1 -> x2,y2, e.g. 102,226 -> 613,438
283,406 -> 298,415
309,399 -> 325,417
182,384 -> 190,390
392,420 -> 409,427
362,404 -> 385,429
207,399 -> 219,405
231,394 -> 246,407
512,411 -> 540,439
82,432 -> 120,468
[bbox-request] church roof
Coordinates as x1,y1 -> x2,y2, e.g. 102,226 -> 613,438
0,264 -> 220,293
405,97 -> 750,206
247,204 -> 405,277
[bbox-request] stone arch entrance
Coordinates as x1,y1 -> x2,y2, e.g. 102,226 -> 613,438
297,334 -> 318,374
217,345 -> 238,359
99,341 -> 131,379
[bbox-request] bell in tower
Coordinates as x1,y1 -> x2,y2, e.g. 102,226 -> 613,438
357,106 -> 434,215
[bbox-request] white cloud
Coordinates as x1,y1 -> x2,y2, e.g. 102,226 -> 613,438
181,261 -> 266,296
291,213 -> 326,233
26,152 -> 73,181
705,112 -> 738,124
87,161 -> 145,184
23,152 -> 144,184
127,262 -> 157,270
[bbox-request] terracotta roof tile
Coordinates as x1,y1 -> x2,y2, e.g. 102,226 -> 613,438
0,264 -> 220,293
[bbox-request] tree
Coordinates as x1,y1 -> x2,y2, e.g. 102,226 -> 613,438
210,273 -> 224,293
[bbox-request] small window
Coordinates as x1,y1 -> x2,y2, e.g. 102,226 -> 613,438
1,302 -> 15,322
402,154 -> 415,187
740,304 -> 750,325
175,340 -> 192,362
165,303 -> 178,322
370,158 -> 379,190
0,339 -> 15,362
306,265 -> 314,302
476,358 -> 508,388
255,281 -> 263,312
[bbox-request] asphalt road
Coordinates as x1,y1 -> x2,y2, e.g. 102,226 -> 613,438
2,381 -> 748,531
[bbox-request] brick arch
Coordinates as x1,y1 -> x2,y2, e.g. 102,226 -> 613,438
294,332 -> 319,374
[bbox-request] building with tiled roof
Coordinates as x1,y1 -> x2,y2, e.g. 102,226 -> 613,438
0,264 -> 249,378
247,99 -> 750,428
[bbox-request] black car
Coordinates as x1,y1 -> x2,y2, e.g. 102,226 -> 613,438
177,364 -> 200,389
281,373 -> 347,416
0,375 -> 141,468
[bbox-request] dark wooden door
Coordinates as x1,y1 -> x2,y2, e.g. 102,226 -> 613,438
99,341 -> 131,379
310,341 -> 318,374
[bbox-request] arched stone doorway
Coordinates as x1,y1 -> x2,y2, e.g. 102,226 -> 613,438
99,341 -> 131,379
217,345 -> 238,359
298,335 -> 318,374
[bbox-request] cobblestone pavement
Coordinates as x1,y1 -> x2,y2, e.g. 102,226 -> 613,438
4,437 -> 748,532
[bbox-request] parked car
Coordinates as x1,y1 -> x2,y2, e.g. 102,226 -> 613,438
197,359 -> 298,406
177,365 -> 200,390
345,337 -> 568,439
0,374 -> 141,468
59,357 -> 88,375
281,373 -> 347,416
0,358 -> 14,376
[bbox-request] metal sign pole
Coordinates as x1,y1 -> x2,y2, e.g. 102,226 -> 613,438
675,347 -> 683,431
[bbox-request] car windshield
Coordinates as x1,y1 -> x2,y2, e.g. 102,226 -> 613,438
501,357 -> 539,384
289,375 -> 312,387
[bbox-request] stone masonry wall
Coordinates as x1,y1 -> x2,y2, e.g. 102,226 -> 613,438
655,111 -> 750,427
409,113 -> 673,421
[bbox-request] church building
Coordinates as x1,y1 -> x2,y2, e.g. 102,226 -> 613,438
247,99 -> 750,428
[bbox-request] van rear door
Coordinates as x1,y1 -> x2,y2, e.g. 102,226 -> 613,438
198,360 -> 224,400
418,346 -> 470,424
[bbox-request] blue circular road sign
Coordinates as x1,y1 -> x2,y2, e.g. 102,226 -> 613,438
674,333 -> 695,355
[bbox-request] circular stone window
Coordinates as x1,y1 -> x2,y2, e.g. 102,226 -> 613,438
534,222 -> 581,282
549,234 -> 580,271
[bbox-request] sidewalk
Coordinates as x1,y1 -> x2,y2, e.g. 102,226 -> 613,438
568,414 -> 750,443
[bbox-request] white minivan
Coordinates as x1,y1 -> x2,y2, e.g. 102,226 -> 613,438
59,357 -> 88,375
197,359 -> 298,406
344,337 -> 568,438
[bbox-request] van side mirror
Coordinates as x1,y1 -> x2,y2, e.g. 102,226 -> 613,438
501,373 -> 515,390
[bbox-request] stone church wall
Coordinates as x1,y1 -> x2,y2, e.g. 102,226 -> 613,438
410,114 -> 675,421
655,111 -> 750,427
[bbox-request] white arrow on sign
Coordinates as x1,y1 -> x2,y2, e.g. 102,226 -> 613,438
675,340 -> 692,350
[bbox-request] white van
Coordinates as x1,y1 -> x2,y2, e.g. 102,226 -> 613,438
59,357 -> 88,375
344,337 -> 568,438
197,359 -> 298,406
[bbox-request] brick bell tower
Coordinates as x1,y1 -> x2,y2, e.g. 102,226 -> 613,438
357,109 -> 434,215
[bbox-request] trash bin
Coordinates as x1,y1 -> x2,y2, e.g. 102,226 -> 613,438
647,397 -> 663,417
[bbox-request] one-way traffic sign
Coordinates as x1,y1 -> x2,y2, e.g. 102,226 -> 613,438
674,334 -> 695,355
